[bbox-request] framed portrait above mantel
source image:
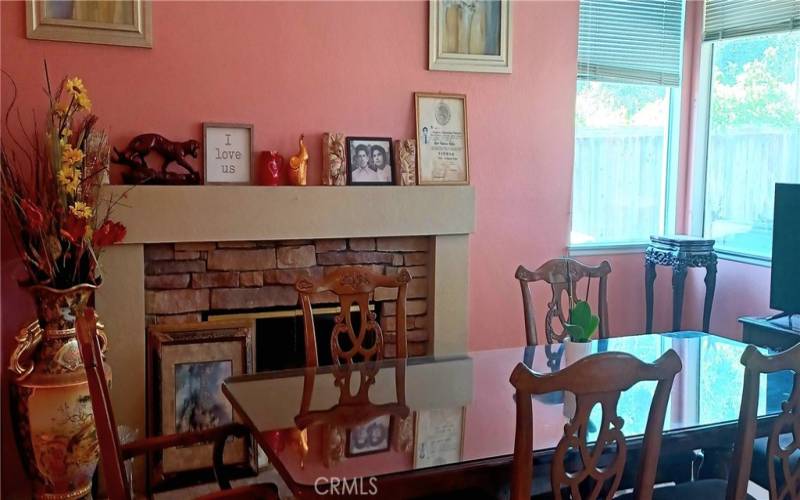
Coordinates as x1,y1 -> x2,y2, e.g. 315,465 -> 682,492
428,0 -> 512,74
26,0 -> 153,48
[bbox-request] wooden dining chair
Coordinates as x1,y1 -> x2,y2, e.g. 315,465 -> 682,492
295,266 -> 412,367
515,258 -> 611,346
74,308 -> 279,500
730,342 -> 799,500
509,349 -> 682,500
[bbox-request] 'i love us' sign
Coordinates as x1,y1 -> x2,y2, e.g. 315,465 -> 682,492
203,123 -> 253,184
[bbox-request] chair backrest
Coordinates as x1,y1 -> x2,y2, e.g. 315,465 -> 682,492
727,343 -> 800,500
515,258 -> 611,346
509,349 -> 682,500
75,307 -> 131,500
295,266 -> 411,367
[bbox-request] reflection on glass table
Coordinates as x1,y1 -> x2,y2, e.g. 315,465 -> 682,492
222,332 -> 792,497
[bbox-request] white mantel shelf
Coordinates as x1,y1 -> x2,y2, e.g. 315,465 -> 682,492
100,185 -> 475,244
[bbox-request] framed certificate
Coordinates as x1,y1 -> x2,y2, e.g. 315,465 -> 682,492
203,123 -> 254,185
412,407 -> 465,468
415,93 -> 470,185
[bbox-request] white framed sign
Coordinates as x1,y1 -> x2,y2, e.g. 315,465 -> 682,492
203,123 -> 254,185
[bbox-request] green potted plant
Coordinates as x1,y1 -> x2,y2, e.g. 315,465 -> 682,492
563,260 -> 599,361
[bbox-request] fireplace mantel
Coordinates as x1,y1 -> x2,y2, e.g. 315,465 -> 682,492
94,184 -> 474,484
100,185 -> 474,243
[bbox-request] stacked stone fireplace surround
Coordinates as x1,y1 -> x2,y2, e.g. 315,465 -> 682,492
143,236 -> 432,357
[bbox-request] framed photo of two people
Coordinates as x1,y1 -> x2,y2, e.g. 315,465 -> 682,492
346,137 -> 395,186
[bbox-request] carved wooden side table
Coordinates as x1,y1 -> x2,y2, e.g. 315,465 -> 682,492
645,235 -> 717,333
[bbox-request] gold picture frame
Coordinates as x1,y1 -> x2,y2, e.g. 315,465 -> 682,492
26,0 -> 153,48
428,0 -> 512,74
415,92 -> 470,185
147,320 -> 256,484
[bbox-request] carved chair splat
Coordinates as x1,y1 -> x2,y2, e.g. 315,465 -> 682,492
515,258 -> 611,346
509,350 -> 682,500
295,267 -> 411,367
294,360 -> 409,431
74,308 -> 279,500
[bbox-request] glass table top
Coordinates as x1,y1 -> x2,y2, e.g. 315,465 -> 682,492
223,332 -> 792,487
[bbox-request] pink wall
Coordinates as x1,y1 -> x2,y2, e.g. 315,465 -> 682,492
1,1 -> 766,496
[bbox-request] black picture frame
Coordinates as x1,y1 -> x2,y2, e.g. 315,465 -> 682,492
346,136 -> 395,186
345,415 -> 393,457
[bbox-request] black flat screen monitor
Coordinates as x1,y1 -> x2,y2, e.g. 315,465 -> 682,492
770,183 -> 800,314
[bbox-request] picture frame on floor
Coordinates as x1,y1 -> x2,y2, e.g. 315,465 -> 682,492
148,320 -> 256,483
412,407 -> 465,468
346,415 -> 393,457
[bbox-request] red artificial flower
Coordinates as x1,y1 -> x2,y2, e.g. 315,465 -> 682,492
60,213 -> 86,244
92,220 -> 126,248
20,199 -> 45,231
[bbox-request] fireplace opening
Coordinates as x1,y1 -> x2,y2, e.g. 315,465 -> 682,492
205,304 -> 379,371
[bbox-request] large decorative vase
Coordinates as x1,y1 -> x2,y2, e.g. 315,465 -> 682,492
9,283 -> 110,499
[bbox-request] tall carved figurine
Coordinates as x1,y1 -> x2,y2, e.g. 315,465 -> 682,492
322,132 -> 346,186
288,134 -> 309,186
395,139 -> 418,186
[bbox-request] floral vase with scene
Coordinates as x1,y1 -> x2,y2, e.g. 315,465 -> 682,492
2,68 -> 127,499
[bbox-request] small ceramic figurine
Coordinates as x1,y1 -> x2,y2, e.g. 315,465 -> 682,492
322,132 -> 346,186
395,139 -> 418,186
288,135 -> 309,186
260,151 -> 283,186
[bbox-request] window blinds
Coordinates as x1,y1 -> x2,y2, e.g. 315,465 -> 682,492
704,0 -> 800,42
577,0 -> 685,87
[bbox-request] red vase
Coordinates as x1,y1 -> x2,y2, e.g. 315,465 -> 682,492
260,151 -> 283,186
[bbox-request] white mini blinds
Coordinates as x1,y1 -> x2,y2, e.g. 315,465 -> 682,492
577,0 -> 685,87
704,0 -> 800,42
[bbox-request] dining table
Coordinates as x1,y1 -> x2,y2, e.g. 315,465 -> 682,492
222,332 -> 792,499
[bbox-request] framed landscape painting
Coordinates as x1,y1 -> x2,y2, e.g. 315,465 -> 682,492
429,0 -> 512,73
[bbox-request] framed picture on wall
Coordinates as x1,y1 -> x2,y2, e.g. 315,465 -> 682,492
346,137 -> 395,186
148,320 -> 256,484
428,0 -> 512,73
415,92 -> 470,185
203,123 -> 254,185
26,0 -> 153,48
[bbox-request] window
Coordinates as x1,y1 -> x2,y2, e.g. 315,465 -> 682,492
701,31 -> 800,258
570,0 -> 685,247
571,82 -> 674,245
697,0 -> 800,259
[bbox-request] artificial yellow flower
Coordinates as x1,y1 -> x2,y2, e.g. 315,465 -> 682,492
58,166 -> 80,194
70,202 -> 93,219
61,144 -> 84,167
76,93 -> 91,111
64,77 -> 87,98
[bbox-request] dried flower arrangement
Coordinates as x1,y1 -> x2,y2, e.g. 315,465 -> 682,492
1,63 -> 127,288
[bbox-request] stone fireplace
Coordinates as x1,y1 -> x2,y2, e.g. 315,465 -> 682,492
93,184 -> 474,480
143,237 -> 432,359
